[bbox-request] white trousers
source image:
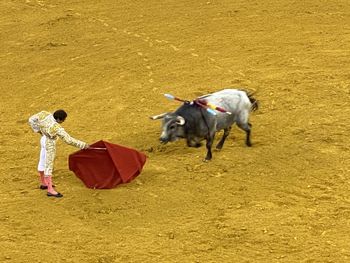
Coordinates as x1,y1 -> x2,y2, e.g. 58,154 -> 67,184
37,135 -> 46,172
38,135 -> 57,176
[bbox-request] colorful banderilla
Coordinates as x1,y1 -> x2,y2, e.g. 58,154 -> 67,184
196,99 -> 232,115
164,93 -> 232,115
164,93 -> 216,115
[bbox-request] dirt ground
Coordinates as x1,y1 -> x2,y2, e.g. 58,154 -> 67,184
1,0 -> 350,262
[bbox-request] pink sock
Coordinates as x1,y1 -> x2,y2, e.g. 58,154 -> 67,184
38,171 -> 46,186
45,176 -> 58,195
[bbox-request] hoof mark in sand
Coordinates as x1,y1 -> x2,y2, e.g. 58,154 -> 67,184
170,45 -> 179,51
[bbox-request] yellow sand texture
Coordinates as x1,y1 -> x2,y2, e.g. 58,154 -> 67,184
1,0 -> 349,262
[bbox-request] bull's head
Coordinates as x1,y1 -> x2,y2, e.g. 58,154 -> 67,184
150,113 -> 185,143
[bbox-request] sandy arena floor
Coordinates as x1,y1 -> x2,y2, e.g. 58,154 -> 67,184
1,0 -> 350,262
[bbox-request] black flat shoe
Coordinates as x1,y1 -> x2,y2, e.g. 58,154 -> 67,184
39,184 -> 55,190
47,192 -> 63,198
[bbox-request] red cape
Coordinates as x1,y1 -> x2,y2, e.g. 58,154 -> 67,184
68,140 -> 147,189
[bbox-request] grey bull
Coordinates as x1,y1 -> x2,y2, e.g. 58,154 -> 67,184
150,89 -> 258,160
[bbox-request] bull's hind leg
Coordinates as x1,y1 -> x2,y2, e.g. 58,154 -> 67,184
237,122 -> 252,147
237,110 -> 253,147
216,127 -> 231,150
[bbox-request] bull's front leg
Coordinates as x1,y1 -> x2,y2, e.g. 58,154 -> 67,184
204,133 -> 215,161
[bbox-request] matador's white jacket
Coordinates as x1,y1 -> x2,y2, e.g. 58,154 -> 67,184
28,111 -> 87,176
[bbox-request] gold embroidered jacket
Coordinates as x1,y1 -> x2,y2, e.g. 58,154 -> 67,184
28,111 -> 87,149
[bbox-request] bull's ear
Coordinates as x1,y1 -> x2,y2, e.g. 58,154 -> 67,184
176,116 -> 185,125
150,113 -> 168,120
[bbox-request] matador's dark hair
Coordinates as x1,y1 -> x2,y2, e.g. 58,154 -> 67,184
53,109 -> 67,121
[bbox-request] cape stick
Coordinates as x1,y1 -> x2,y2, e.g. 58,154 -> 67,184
88,147 -> 107,150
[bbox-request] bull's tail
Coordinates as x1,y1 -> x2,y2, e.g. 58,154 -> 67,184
240,89 -> 258,111
247,92 -> 259,112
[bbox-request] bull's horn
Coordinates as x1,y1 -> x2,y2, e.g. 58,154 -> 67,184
150,113 -> 167,120
176,116 -> 185,125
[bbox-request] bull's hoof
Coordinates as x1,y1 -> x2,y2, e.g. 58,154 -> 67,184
203,156 -> 212,162
215,145 -> 223,150
187,141 -> 202,148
